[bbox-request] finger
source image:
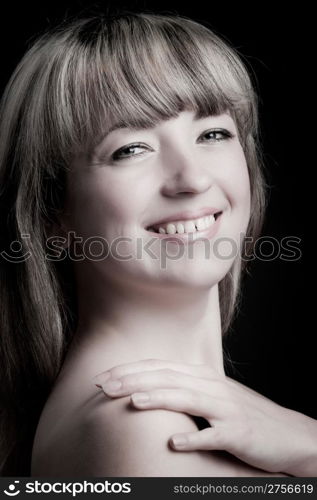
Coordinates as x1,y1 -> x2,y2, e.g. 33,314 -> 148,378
169,427 -> 226,452
92,358 -> 220,387
130,388 -> 228,421
99,369 -> 213,397
99,368 -> 222,399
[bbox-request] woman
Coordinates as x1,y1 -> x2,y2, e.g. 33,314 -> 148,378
0,11 -> 315,477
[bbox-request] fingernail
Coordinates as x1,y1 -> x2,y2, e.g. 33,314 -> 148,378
102,379 -> 122,393
92,371 -> 111,387
171,435 -> 187,447
131,393 -> 150,405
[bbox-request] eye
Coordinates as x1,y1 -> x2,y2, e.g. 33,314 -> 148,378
111,143 -> 150,161
110,128 -> 235,163
199,129 -> 234,143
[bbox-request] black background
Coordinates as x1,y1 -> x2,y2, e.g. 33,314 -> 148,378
1,2 -> 312,418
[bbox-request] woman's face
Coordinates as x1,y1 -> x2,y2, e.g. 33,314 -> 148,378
64,109 -> 251,290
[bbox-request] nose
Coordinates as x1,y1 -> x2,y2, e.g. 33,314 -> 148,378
160,149 -> 213,198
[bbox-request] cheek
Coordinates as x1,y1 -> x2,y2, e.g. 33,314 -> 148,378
65,173 -> 146,237
220,147 -> 251,215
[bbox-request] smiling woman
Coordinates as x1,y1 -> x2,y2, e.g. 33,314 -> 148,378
0,11 -> 316,477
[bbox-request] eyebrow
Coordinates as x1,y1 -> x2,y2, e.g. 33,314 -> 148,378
105,111 -> 228,136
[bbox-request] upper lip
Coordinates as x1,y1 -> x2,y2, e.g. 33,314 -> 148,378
145,207 -> 222,229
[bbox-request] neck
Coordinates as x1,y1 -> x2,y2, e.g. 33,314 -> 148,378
69,267 -> 225,376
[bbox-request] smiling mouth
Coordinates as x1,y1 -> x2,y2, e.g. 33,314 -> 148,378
146,212 -> 223,235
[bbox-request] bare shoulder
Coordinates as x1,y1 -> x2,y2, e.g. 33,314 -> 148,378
72,392 -> 228,476
32,384 -> 243,477
80,394 -> 291,477
32,375 -> 290,477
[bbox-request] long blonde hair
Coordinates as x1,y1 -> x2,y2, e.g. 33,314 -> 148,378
0,11 -> 266,474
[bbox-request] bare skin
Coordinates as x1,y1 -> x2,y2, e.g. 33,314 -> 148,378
32,110 -> 317,476
31,341 -> 291,477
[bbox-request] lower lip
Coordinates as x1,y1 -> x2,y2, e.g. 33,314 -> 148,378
145,213 -> 222,244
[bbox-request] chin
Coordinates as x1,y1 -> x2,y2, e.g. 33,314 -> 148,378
151,257 -> 234,289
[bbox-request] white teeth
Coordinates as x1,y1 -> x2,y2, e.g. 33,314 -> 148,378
195,218 -> 206,231
184,221 -> 196,233
166,223 -> 177,234
154,214 -> 217,234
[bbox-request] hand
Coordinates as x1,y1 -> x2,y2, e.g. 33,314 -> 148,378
93,358 -> 317,476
